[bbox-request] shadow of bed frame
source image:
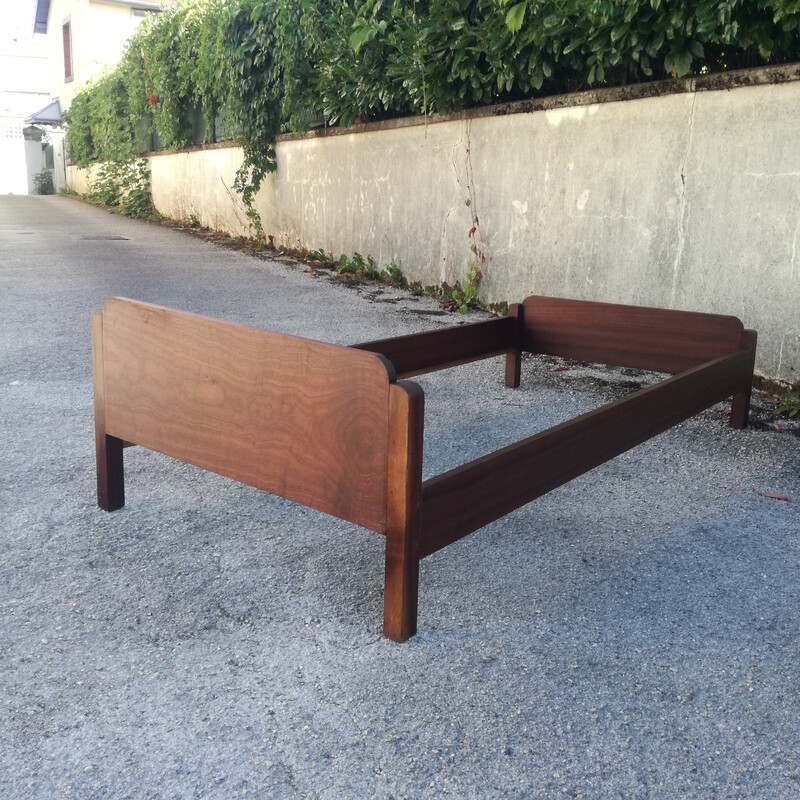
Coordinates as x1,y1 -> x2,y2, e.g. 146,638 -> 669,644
92,295 -> 756,641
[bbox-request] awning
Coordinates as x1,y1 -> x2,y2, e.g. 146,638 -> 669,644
27,99 -> 62,126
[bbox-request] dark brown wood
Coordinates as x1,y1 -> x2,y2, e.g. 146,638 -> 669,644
99,298 -> 395,533
419,346 -> 755,558
93,294 -> 757,640
354,316 -> 515,378
92,312 -> 125,511
504,303 -> 523,388
729,330 -> 758,428
522,295 -> 747,374
383,381 -> 425,642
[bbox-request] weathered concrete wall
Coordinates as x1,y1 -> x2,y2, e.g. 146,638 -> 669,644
140,69 -> 800,382
66,162 -> 94,195
148,144 -> 254,235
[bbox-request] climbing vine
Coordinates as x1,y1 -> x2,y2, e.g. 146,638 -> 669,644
65,0 -> 800,233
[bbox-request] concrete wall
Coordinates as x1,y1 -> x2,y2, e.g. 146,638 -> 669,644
24,138 -> 44,194
66,160 -> 96,195
0,120 -> 30,194
116,68 -> 800,382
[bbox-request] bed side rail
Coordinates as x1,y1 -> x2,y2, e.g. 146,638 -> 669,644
92,297 -> 396,534
354,316 -> 515,377
419,345 -> 755,558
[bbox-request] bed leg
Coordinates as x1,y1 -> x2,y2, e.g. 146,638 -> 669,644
729,330 -> 757,429
384,382 -> 424,642
97,434 -> 125,511
730,386 -> 752,429
505,303 -> 523,388
92,311 -> 125,511
384,523 -> 420,642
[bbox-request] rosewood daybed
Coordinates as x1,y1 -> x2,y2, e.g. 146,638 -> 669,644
92,295 -> 757,641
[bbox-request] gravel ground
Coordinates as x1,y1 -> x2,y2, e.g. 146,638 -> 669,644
1,195 -> 799,799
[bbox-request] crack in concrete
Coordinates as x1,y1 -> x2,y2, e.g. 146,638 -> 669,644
217,173 -> 250,233
669,92 -> 697,307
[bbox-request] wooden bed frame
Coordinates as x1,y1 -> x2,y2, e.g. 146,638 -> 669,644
92,296 -> 757,641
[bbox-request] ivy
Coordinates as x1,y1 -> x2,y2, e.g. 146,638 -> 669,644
65,0 -> 800,234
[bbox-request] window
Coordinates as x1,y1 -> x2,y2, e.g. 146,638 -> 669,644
62,20 -> 73,82
1,122 -> 24,139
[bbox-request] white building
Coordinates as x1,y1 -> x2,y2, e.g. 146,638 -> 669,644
0,37 -> 51,194
31,0 -> 172,189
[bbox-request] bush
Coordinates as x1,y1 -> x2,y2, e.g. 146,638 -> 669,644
121,161 -> 158,219
86,159 -> 157,218
87,162 -> 125,206
33,170 -> 55,195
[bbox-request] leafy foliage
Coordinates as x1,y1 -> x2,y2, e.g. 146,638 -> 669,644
65,0 -> 800,225
448,260 -> 482,314
121,161 -> 159,218
87,162 -> 128,206
33,170 -> 55,195
305,248 -> 381,281
85,159 -> 157,219
776,390 -> 800,417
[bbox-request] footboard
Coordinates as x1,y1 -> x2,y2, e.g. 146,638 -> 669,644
93,295 -> 757,642
92,298 -> 424,639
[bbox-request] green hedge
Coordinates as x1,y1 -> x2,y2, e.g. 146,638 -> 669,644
65,0 -> 800,205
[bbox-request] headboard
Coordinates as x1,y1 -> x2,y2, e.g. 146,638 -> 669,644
521,295 -> 750,374
93,297 -> 397,533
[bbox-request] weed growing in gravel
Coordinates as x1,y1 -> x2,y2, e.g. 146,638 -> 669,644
776,390 -> 800,418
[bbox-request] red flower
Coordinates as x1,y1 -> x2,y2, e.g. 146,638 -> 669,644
148,95 -> 158,105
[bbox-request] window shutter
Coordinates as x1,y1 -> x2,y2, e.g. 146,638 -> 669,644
63,22 -> 73,80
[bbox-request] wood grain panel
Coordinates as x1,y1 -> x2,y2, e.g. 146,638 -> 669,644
419,346 -> 754,558
523,296 -> 745,374
354,316 -> 514,377
100,298 -> 394,533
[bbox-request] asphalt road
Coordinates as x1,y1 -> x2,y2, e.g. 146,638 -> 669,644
1,195 -> 799,799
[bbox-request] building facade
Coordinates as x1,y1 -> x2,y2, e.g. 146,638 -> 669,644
0,38 -> 51,194
32,0 -> 170,188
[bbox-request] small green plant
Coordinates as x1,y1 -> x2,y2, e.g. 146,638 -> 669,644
383,262 -> 405,287
776,390 -> 800,417
449,261 -> 482,314
186,213 -> 201,227
305,248 -> 336,269
335,253 -> 351,273
33,170 -> 55,195
305,249 -> 380,281
334,252 -> 379,279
